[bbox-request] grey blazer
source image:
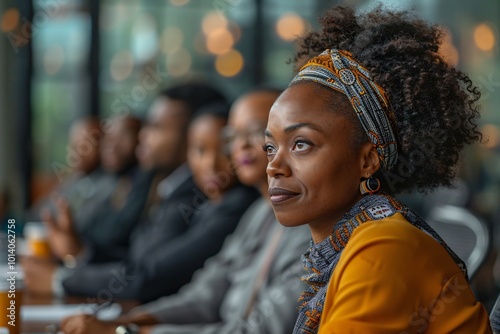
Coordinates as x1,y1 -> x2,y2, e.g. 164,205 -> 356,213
131,197 -> 311,334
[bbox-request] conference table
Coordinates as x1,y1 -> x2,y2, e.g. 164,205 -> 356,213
20,292 -> 138,334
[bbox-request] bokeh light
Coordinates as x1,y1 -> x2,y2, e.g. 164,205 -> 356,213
161,26 -> 184,54
110,50 -> 134,81
202,11 -> 228,35
206,28 -> 234,55
215,49 -> 244,77
166,47 -> 192,76
1,8 -> 20,32
132,13 -> 159,63
44,45 -> 65,75
276,12 -> 306,41
474,23 -> 496,52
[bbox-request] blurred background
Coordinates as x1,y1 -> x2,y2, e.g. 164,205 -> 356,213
0,0 -> 499,303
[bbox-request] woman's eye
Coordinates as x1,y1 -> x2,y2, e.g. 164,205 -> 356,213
292,140 -> 312,152
262,144 -> 276,156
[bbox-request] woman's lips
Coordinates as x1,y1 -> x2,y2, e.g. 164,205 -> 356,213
238,157 -> 255,165
268,187 -> 300,204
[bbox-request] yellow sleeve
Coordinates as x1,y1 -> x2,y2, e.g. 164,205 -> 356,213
318,213 -> 492,334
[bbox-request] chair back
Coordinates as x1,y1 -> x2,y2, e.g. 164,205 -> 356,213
426,204 -> 489,280
490,293 -> 500,333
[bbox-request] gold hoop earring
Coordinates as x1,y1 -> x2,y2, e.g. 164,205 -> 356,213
359,176 -> 381,195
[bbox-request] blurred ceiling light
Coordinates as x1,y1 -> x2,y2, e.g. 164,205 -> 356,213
206,28 -> 234,55
170,0 -> 190,6
215,49 -> 244,77
132,13 -> 159,63
1,8 -> 20,32
438,29 -> 459,66
482,124 -> 500,149
166,47 -> 192,77
202,11 -> 228,35
276,12 -> 305,41
44,44 -> 65,75
474,23 -> 496,52
110,50 -> 134,81
161,26 -> 184,54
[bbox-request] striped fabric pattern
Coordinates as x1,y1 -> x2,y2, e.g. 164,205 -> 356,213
291,49 -> 398,172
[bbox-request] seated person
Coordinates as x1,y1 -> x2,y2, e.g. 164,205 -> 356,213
264,6 -> 491,333
27,117 -> 114,224
60,89 -> 311,334
45,115 -> 154,264
21,83 -> 258,303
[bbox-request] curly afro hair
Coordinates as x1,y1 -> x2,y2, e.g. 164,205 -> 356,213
292,5 -> 482,194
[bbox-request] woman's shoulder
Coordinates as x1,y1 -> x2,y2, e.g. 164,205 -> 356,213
338,212 -> 464,279
323,215 -> 491,334
350,212 -> 446,251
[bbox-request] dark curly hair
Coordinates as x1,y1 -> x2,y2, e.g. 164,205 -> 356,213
292,5 -> 482,194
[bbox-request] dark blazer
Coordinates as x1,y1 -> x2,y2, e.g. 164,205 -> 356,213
62,173 -> 260,302
80,167 -> 154,263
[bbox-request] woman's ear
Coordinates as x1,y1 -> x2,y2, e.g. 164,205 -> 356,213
359,143 -> 380,178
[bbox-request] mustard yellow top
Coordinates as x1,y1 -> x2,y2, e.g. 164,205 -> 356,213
318,213 -> 492,334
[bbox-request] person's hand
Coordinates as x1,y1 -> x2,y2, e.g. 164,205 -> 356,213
20,256 -> 56,295
42,197 -> 83,260
60,315 -> 117,334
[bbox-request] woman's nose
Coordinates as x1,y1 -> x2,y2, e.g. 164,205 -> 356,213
266,149 -> 292,178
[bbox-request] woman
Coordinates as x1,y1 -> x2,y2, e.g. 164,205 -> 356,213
264,6 -> 492,333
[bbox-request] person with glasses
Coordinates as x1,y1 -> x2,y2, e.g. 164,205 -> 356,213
60,89 -> 311,334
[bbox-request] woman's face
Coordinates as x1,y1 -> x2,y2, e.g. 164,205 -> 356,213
227,93 -> 274,188
265,83 -> 366,240
188,115 -> 236,200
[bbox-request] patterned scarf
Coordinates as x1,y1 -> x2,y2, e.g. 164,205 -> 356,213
292,194 -> 467,334
290,49 -> 398,172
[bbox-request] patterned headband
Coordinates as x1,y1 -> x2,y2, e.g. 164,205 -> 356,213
290,49 -> 398,172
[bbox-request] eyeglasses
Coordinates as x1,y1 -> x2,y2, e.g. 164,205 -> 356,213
222,125 -> 266,148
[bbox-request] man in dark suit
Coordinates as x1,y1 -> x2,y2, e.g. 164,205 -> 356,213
21,83 -> 233,302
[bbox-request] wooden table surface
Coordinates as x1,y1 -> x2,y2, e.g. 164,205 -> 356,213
19,293 -> 138,334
